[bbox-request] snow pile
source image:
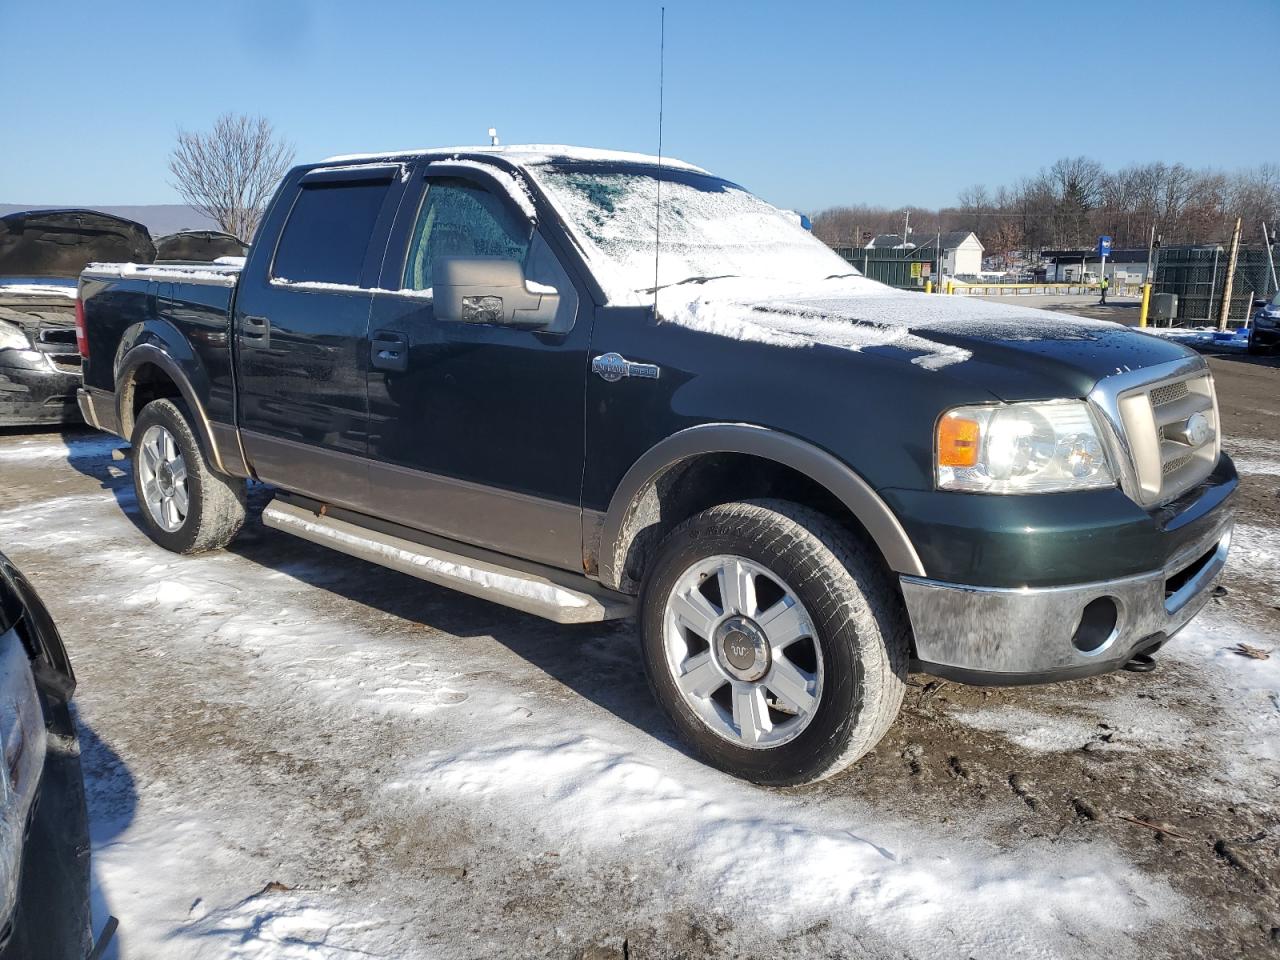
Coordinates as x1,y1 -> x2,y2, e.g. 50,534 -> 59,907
1140,326 -> 1250,350
0,433 -> 120,464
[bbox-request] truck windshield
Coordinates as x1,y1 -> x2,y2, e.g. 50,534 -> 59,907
530,164 -> 858,304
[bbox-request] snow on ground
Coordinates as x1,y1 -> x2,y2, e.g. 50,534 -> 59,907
1140,325 -> 1251,350
2,428 -> 1277,957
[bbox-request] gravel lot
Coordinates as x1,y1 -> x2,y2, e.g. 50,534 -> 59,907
0,348 -> 1276,959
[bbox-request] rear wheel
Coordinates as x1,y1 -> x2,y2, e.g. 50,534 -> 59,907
640,499 -> 909,786
131,398 -> 246,554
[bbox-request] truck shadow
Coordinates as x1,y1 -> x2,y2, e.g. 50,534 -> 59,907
222,493 -> 688,758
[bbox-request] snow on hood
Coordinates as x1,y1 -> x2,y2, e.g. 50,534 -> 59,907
656,277 -> 1127,372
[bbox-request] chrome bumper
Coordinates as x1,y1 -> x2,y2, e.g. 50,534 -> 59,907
901,513 -> 1233,684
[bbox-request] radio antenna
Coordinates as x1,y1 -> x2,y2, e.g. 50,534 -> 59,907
653,5 -> 665,316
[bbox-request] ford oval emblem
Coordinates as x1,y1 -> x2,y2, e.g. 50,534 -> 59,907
1184,411 -> 1210,447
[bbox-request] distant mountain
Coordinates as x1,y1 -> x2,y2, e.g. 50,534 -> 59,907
0,203 -> 219,238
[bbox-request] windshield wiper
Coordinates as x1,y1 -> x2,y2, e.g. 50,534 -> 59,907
639,274 -> 737,295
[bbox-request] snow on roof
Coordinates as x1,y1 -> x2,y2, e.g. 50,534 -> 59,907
322,143 -> 709,174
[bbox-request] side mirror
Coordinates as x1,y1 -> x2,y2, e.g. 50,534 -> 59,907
432,257 -> 559,328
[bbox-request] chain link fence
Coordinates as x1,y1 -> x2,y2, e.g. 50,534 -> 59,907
1153,246 -> 1278,324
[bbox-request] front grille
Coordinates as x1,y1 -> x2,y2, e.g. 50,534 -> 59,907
1112,371 -> 1219,505
1149,381 -> 1189,408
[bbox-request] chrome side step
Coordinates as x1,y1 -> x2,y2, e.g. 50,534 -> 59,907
261,498 -> 634,624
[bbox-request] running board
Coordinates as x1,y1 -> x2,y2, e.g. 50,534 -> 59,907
261,498 -> 634,624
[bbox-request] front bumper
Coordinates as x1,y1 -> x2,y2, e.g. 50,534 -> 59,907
0,349 -> 82,427
902,506 -> 1233,684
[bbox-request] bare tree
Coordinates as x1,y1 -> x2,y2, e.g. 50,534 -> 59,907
169,113 -> 294,242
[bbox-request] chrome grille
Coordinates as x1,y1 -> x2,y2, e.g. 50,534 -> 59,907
1090,360 -> 1220,507
1149,381 -> 1189,408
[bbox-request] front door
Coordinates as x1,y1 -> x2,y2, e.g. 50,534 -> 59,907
363,166 -> 593,571
234,165 -> 404,509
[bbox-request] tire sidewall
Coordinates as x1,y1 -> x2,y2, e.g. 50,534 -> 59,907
640,507 -> 871,786
130,399 -> 207,554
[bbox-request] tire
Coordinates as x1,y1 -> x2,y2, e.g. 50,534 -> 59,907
130,398 -> 246,554
640,499 -> 909,786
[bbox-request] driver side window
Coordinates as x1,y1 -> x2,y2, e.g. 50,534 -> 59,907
402,179 -> 531,291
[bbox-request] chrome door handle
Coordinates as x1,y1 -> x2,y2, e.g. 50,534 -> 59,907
592,353 -> 660,383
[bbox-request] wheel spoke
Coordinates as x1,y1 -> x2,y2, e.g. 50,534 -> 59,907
161,431 -> 177,463
731,682 -> 771,745
143,479 -> 163,508
718,559 -> 757,617
172,483 -> 189,515
758,598 -> 810,651
141,443 -> 160,473
162,497 -> 180,528
170,459 -> 187,486
669,587 -> 719,639
676,651 -> 724,699
767,658 -> 818,716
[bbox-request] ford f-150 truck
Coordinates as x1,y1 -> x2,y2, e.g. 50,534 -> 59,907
76,145 -> 1236,785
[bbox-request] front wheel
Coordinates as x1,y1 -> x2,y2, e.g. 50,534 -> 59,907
131,398 -> 246,554
640,500 -> 909,786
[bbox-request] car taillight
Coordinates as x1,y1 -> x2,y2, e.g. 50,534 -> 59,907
75,296 -> 88,358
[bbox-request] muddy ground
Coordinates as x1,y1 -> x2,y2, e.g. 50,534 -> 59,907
0,344 -> 1276,959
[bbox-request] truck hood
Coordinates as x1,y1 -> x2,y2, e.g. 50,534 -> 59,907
0,209 -> 155,279
656,278 -> 1196,401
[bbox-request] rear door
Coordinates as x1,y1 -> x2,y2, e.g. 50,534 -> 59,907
234,164 -> 405,509
362,162 -> 594,570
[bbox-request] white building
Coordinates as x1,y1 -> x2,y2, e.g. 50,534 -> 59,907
865,231 -> 985,278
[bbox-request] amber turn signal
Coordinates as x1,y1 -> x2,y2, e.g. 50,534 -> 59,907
937,414 -> 980,468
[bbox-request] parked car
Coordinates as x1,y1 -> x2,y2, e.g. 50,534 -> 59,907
0,209 -> 154,427
1249,291 -> 1280,354
0,551 -> 95,960
154,229 -> 247,263
76,145 -> 1236,785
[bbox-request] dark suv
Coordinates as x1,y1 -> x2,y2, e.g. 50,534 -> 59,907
77,145 -> 1235,784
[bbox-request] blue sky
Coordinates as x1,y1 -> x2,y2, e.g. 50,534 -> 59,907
3,0 -> 1277,212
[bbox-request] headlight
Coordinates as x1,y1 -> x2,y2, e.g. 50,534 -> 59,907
936,401 -> 1115,493
0,322 -> 30,351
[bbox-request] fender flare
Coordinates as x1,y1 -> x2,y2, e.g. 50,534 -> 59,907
114,343 -> 231,475
597,423 -> 926,588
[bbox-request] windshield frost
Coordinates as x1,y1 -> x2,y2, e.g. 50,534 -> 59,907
530,166 -> 859,304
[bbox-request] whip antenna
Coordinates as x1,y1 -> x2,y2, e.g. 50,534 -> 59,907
653,5 -> 665,316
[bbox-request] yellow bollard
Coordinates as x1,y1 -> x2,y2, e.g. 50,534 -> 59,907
1139,283 -> 1151,328
946,281 -> 955,295
925,279 -> 933,294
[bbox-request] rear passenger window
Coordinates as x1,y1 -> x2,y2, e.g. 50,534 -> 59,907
272,181 -> 388,286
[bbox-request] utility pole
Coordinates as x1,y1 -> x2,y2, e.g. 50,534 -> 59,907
1263,221 -> 1278,294
1219,217 -> 1242,331
902,210 -> 911,247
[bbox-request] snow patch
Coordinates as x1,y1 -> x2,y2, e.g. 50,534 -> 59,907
0,281 -> 77,299
82,262 -> 241,287
323,143 -> 708,173
396,733 -> 1179,953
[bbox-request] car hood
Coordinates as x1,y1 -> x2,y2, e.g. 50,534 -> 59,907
656,278 -> 1197,401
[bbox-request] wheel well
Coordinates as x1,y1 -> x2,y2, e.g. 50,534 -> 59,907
608,453 -> 890,595
120,362 -> 183,438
